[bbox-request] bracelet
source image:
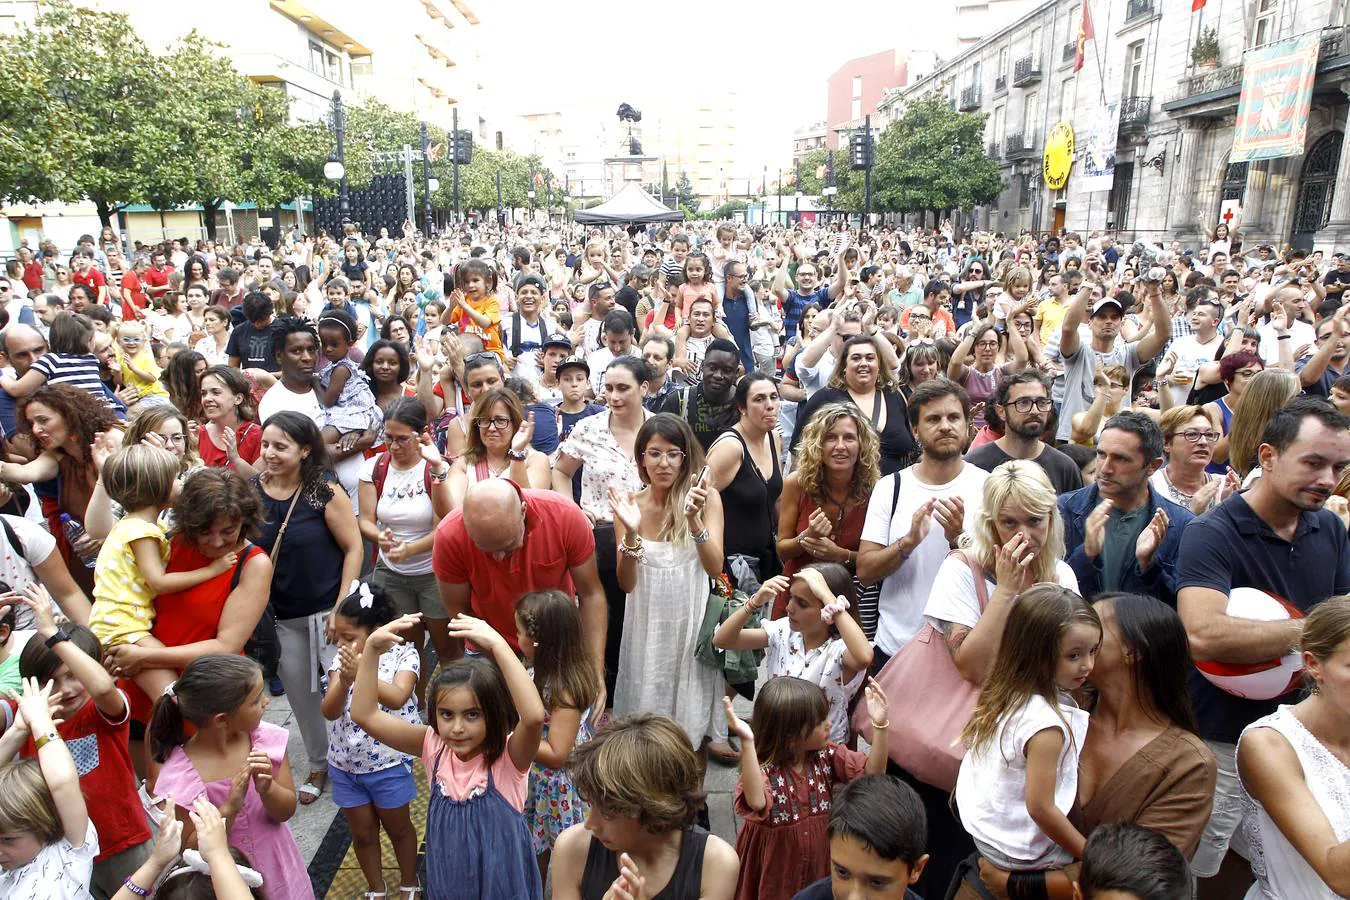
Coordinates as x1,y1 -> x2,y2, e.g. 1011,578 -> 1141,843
691,527 -> 710,545
870,720 -> 890,730
618,539 -> 645,561
429,465 -> 450,482
122,877 -> 150,898
1277,334 -> 1291,340
34,729 -> 61,752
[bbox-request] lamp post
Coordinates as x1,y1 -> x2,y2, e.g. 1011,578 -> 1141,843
420,120 -> 435,237
528,164 -> 536,220
327,90 -> 349,224
496,170 -> 503,226
794,158 -> 801,221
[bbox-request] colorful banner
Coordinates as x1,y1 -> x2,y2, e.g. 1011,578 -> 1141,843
1231,32 -> 1319,162
1079,101 -> 1119,192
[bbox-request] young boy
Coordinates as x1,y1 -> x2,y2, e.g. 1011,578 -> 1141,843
793,774 -> 928,900
1075,823 -> 1189,900
0,585 -> 151,900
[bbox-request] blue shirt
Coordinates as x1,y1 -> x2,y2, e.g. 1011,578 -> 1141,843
720,284 -> 754,371
783,286 -> 830,342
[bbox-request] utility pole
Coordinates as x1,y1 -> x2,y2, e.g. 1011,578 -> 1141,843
495,170 -> 503,226
331,90 -> 349,224
420,121 -> 434,237
864,114 -> 873,226
794,158 -> 801,220
451,107 -> 461,226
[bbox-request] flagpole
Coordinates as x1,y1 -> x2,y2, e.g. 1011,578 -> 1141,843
1092,0 -> 1108,104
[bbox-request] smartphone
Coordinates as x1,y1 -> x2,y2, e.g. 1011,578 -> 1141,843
697,464 -> 711,486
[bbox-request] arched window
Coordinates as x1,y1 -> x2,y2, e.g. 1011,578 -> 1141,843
1292,131 -> 1342,237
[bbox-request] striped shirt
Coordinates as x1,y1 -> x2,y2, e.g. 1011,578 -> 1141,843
31,353 -> 109,400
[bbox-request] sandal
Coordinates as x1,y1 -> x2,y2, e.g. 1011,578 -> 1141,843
363,884 -> 387,900
705,740 -> 741,764
298,771 -> 326,805
398,885 -> 422,899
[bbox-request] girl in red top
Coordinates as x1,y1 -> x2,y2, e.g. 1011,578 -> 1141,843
197,365 -> 262,476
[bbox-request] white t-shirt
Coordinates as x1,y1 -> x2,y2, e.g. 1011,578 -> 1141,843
763,618 -> 865,744
954,693 -> 1089,867
1163,332 -> 1224,406
359,456 -> 436,575
797,348 -> 837,397
0,514 -> 59,630
924,556 -> 1080,630
860,464 -> 989,656
0,820 -> 98,900
258,383 -> 364,503
1258,319 -> 1315,366
327,642 -> 420,774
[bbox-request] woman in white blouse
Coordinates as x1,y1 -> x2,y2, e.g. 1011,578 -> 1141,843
193,304 -> 232,366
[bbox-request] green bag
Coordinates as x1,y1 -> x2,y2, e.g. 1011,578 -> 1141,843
694,576 -> 765,687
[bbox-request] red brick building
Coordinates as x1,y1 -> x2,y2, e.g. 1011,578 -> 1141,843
825,50 -> 910,149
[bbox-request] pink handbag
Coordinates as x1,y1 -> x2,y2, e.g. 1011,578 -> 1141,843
852,550 -> 988,792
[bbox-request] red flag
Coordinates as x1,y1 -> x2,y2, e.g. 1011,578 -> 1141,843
1074,0 -> 1094,73
1191,0 -> 1205,11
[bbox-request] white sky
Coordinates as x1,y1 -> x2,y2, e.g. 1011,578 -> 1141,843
480,0 -> 955,173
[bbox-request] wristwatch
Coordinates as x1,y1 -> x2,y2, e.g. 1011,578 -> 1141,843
44,628 -> 70,649
506,448 -> 528,461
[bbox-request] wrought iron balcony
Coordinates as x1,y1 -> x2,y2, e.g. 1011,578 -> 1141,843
1062,41 -> 1077,64
1013,55 -> 1042,86
987,141 -> 1001,159
1118,95 -> 1152,136
1005,131 -> 1037,160
959,85 -> 981,111
1125,0 -> 1154,23
995,73 -> 1007,93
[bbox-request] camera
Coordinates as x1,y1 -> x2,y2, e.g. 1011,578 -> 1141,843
1131,241 -> 1171,284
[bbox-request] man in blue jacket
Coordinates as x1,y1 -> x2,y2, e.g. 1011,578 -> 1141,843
1057,411 -> 1192,606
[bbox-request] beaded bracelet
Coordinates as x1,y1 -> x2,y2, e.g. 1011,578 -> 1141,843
618,540 -> 645,561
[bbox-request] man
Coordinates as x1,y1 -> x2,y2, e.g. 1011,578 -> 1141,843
0,277 -> 35,330
1161,296 -> 1225,406
142,250 -> 173,301
16,247 -> 43,294
1296,302 -> 1350,397
585,310 -> 637,394
71,251 -> 108,307
858,379 -> 987,672
0,325 -> 47,435
641,333 -> 683,414
965,370 -> 1083,494
212,267 -> 244,311
1324,251 -> 1350,297
119,255 -> 150,322
255,253 -> 275,286
898,280 -> 957,338
573,283 -> 614,355
432,478 -> 607,711
1177,397 -> 1350,892
1258,283 -> 1317,366
1058,411 -> 1192,605
226,292 -> 282,372
719,261 -> 757,372
773,258 -> 842,341
613,264 -> 649,324
681,339 -> 741,451
1055,274 -> 1170,442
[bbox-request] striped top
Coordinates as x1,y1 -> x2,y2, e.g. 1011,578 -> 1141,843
32,353 -> 109,401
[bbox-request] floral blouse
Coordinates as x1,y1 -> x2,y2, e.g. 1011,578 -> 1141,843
557,410 -> 644,524
763,619 -> 865,744
327,643 -> 420,774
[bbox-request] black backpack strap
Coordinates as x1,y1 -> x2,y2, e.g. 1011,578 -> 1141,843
890,471 -> 903,526
0,516 -> 22,562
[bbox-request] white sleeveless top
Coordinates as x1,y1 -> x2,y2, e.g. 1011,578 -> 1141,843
1239,705 -> 1350,899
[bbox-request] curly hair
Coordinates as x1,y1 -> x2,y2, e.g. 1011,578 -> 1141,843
567,714 -> 705,834
269,315 -> 318,361
16,385 -> 120,457
124,405 -> 201,474
171,469 -> 263,543
827,334 -> 897,392
795,402 -> 880,506
959,459 -> 1066,585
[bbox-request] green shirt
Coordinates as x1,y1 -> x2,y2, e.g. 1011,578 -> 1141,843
1102,504 -> 1149,592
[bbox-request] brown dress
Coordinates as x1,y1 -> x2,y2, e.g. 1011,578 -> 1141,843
776,494 -> 866,619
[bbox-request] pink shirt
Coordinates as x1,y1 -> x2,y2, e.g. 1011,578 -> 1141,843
421,728 -> 529,811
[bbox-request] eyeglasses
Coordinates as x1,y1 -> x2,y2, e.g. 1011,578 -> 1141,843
464,352 -> 500,367
387,433 -> 417,446
156,432 -> 187,445
1009,397 -> 1054,413
1179,430 -> 1221,444
477,416 -> 513,431
643,449 -> 686,464
974,341 -> 1000,350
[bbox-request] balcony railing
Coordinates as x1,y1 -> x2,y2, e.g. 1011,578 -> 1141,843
1062,41 -> 1077,64
959,85 -> 981,111
1321,24 -> 1347,59
1125,0 -> 1154,23
987,141 -> 1001,158
1173,62 -> 1242,101
1118,95 -> 1152,135
1005,131 -> 1037,159
995,73 -> 1008,93
1013,55 -> 1042,86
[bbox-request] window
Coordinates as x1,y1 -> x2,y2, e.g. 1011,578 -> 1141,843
1109,162 -> 1135,228
326,50 -> 342,85
1030,27 -> 1041,58
852,75 -> 863,98
992,106 -> 1005,142
1059,78 -> 1075,118
1253,0 -> 1277,46
1066,5 -> 1079,41
309,42 -> 324,76
1024,91 -> 1038,133
851,98 -> 862,120
1126,41 -> 1145,96
998,46 -> 1009,74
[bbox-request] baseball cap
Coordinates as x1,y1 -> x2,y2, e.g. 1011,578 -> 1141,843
1091,297 -> 1124,316
541,337 -> 573,354
555,355 -> 590,377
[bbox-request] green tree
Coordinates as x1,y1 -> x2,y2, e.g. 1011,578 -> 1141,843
431,141 -> 546,217
675,172 -> 697,209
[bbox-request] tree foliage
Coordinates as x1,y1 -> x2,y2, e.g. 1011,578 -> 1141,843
675,172 -> 697,210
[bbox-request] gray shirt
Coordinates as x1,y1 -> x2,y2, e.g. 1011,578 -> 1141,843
1055,339 -> 1144,441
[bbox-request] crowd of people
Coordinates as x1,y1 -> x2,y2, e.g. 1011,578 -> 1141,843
0,216 -> 1347,900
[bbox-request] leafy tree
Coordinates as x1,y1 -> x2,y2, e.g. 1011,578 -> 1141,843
675,172 -> 697,210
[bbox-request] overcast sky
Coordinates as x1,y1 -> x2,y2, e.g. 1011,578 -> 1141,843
482,0 -> 953,172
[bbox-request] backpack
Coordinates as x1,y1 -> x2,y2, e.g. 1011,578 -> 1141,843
371,451 -> 434,498
507,313 -> 560,358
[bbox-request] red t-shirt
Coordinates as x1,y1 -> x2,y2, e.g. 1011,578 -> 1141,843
10,691 -> 151,861
143,265 -> 172,295
120,270 -> 148,319
431,488 -> 595,650
198,420 -> 262,470
21,260 -> 43,292
73,267 -> 106,296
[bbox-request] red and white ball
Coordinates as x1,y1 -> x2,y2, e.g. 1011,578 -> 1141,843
1195,587 -> 1306,700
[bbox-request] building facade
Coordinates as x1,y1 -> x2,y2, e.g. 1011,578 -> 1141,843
793,122 -> 829,161
885,0 -> 1350,251
826,50 -> 910,149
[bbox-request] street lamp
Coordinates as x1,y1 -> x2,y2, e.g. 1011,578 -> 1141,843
328,90 -> 349,225
429,177 -> 440,194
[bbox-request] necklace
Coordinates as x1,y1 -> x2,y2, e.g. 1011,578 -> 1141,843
822,483 -> 850,534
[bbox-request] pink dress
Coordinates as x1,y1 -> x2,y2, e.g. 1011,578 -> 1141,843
153,722 -> 314,900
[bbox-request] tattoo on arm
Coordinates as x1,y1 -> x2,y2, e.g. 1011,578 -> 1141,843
941,621 -> 971,657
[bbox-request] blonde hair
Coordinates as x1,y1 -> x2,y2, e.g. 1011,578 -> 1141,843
1227,368 -> 1300,476
1000,264 -> 1033,293
102,443 -> 180,511
0,760 -> 62,845
795,403 -> 881,506
960,460 -> 1066,585
125,405 -> 201,474
635,413 -> 703,546
1158,405 -> 1219,444
1302,595 -> 1350,664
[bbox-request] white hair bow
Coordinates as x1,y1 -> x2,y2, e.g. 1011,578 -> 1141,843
348,580 -> 374,609
165,849 -> 264,890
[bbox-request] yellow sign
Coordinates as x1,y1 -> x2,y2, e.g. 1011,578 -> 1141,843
1043,122 -> 1075,190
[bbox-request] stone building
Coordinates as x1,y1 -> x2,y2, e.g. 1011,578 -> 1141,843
882,0 -> 1350,251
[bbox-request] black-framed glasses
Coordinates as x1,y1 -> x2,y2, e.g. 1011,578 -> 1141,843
1009,397 -> 1053,412
477,416 -> 513,431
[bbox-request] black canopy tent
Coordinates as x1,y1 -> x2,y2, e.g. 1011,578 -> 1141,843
573,183 -> 684,224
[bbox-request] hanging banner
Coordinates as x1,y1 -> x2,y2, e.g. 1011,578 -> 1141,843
1079,100 -> 1119,192
1231,32 -> 1319,162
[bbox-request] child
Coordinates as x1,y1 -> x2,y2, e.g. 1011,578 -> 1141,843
0,312 -> 105,402
88,445 -> 236,700
313,311 -> 381,449
749,279 -> 783,374
954,584 -> 1100,874
351,612 -> 545,900
319,581 -> 420,899
712,565 -> 871,744
793,774 -> 929,900
1075,823 -> 1190,900
726,675 -> 890,900
421,300 -> 445,348
0,604 -> 20,694
112,320 -> 172,405
677,253 -> 718,320
129,795 -> 265,900
446,259 -> 504,362
514,590 -> 601,875
553,357 -> 603,504
578,240 -> 617,288
148,654 -> 313,900
0,677 -> 97,899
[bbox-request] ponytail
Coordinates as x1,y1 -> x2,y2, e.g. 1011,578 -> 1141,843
147,654 -> 262,763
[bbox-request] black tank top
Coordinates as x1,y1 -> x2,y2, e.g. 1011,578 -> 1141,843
717,429 -> 783,569
580,827 -> 710,899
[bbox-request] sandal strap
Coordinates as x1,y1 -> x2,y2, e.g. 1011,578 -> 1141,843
398,886 -> 422,897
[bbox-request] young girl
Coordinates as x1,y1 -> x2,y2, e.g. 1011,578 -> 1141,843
420,300 -> 445,349
677,253 -> 718,320
0,677 -> 96,899
578,240 -> 616,288
319,581 -> 421,900
351,612 -> 545,900
113,320 -> 172,405
88,445 -> 237,699
445,259 -> 504,361
955,584 -> 1100,874
314,311 -> 380,450
712,564 -> 871,744
725,676 -> 889,900
514,590 -> 601,876
148,654 -> 312,900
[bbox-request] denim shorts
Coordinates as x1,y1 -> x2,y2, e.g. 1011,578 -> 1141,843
328,760 -> 417,810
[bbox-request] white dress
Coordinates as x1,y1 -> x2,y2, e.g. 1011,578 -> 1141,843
1239,705 -> 1350,899
613,538 -> 720,747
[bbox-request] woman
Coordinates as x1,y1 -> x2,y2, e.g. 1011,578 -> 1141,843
356,397 -> 453,694
1008,304 -> 1046,369
1238,595 -> 1350,899
795,335 -> 917,474
711,372 -> 783,591
1203,350 -> 1263,473
197,364 -> 262,476
550,714 -> 740,900
50,261 -> 73,300
610,415 -> 725,754
973,593 -> 1218,898
84,403 -> 204,539
898,342 -> 942,403
447,387 -> 550,506
253,410 -> 363,805
776,403 -> 881,629
1151,405 -> 1229,514
2,385 -> 121,592
361,338 -> 413,455
159,349 -> 206,421
181,255 -> 211,291
193,303 -> 232,366
1226,368 -> 1300,480
381,314 -> 415,356
947,312 -> 1028,429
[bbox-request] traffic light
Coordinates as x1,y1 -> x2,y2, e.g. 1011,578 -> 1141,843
452,130 -> 473,165
850,131 -> 873,171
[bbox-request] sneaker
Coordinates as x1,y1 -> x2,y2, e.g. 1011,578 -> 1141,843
269,676 -> 286,697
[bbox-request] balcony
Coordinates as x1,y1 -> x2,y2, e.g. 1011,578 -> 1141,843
987,141 -> 1001,159
1124,0 -> 1155,24
1062,41 -> 1077,64
1005,131 -> 1037,160
1163,62 -> 1242,116
994,73 -> 1007,93
959,85 -> 981,111
1012,55 -> 1042,86
1118,95 -> 1151,138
